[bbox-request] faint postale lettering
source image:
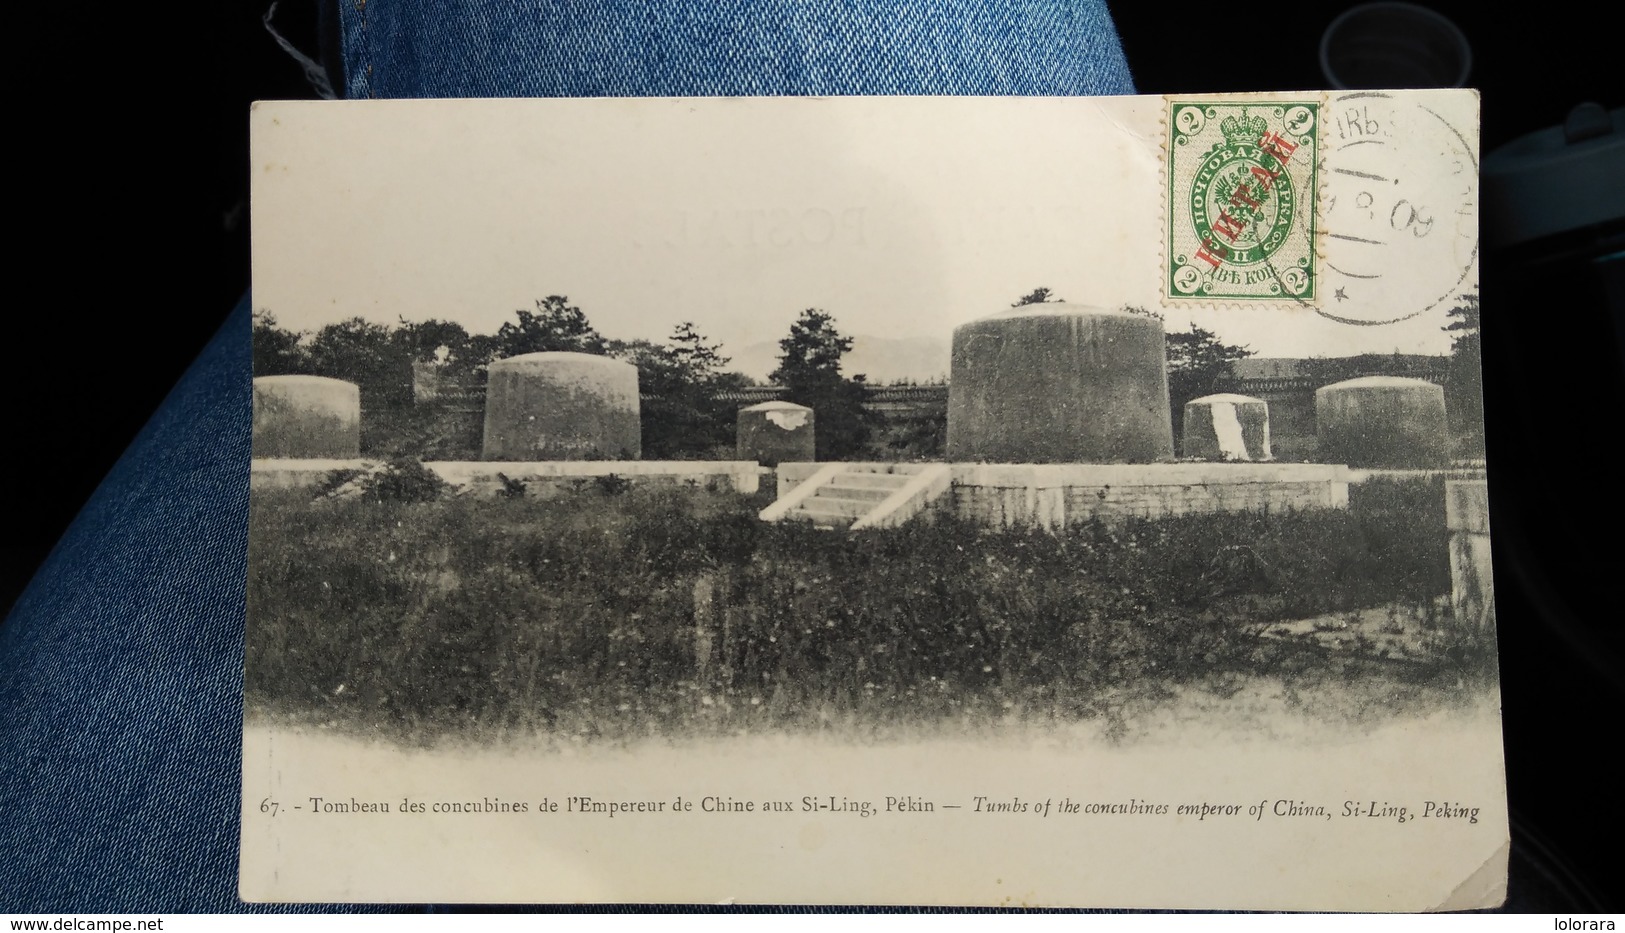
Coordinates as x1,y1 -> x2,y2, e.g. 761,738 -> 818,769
633,206 -> 867,250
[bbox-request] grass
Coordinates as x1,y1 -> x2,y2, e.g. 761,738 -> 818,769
245,475 -> 1495,746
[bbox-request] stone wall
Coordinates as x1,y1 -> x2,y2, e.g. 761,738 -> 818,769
777,462 -> 1351,529
1250,386 -> 1316,441
950,463 -> 1349,530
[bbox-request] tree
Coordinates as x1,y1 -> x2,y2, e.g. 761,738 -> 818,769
611,324 -> 744,459
770,309 -> 853,387
306,317 -> 414,409
392,318 -> 472,364
1012,287 -> 1062,307
1442,292 -> 1483,454
1166,323 -> 1253,383
494,296 -> 606,358
1443,293 -> 1480,355
667,321 -> 730,383
1164,323 -> 1253,454
251,311 -> 308,376
771,309 -> 874,460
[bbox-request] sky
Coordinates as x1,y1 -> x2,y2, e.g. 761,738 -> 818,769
251,93 -> 1479,374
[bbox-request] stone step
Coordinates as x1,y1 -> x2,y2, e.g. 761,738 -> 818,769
815,483 -> 895,503
792,500 -> 859,528
843,463 -> 926,476
796,495 -> 872,519
836,472 -> 913,490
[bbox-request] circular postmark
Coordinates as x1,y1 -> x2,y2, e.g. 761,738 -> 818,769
1316,92 -> 1479,325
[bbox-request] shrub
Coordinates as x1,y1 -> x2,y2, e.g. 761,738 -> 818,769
319,457 -> 455,503
594,473 -> 632,496
315,467 -> 365,498
246,478 -> 1472,745
495,473 -> 527,499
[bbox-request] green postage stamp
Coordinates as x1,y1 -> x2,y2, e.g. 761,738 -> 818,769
1165,98 -> 1320,303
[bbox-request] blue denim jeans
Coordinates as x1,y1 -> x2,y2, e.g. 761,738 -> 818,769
342,1 -> 1135,99
0,2 -> 1135,912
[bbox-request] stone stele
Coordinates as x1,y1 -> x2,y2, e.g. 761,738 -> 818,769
737,400 -> 816,466
251,375 -> 361,459
482,352 -> 641,460
1446,479 -> 1494,629
946,303 -> 1173,463
1183,393 -> 1271,461
1315,375 -> 1449,468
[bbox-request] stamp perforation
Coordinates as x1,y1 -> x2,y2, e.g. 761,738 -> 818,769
1161,93 -> 1328,308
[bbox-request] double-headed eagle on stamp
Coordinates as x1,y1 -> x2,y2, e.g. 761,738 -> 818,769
1166,99 -> 1320,303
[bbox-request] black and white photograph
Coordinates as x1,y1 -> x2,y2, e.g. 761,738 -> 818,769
239,91 -> 1506,909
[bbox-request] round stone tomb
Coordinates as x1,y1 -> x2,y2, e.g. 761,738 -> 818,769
1315,376 -> 1449,467
482,352 -> 641,460
946,304 -> 1173,463
251,375 -> 361,459
1183,393 -> 1271,461
737,400 -> 815,466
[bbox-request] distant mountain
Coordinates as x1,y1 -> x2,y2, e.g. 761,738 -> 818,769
727,334 -> 951,385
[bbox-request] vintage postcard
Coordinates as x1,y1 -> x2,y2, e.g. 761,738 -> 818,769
241,91 -> 1502,909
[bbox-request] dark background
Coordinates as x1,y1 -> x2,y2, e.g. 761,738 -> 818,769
10,0 -> 1621,912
